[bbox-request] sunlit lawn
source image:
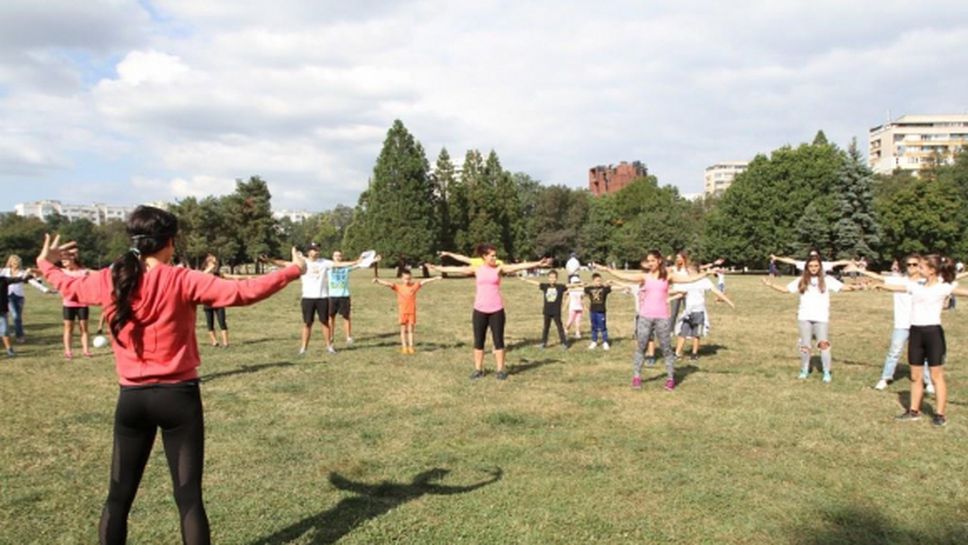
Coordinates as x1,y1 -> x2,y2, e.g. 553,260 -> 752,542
2,271 -> 967,544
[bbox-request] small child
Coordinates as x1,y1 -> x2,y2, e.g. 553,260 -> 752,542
0,274 -> 27,356
565,275 -> 584,339
374,270 -> 441,354
670,268 -> 734,360
584,273 -> 612,350
519,270 -> 568,349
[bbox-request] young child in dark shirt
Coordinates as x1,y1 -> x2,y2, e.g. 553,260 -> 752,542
520,269 -> 568,349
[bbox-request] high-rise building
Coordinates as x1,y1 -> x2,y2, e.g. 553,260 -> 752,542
869,114 -> 968,175
588,161 -> 648,196
15,200 -> 136,225
703,161 -> 749,197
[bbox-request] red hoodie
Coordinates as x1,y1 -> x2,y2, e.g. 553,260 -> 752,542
39,260 -> 301,386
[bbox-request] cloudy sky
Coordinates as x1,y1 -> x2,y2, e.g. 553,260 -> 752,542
1,0 -> 967,212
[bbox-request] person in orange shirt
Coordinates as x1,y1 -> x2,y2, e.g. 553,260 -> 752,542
374,269 -> 441,354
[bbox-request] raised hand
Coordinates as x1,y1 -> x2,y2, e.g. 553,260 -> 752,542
37,234 -> 78,266
290,246 -> 307,273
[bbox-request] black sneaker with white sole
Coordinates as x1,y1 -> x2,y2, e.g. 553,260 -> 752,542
895,410 -> 921,422
932,414 -> 947,427
469,370 -> 485,380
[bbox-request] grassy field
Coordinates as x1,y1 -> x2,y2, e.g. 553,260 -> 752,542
2,271 -> 967,544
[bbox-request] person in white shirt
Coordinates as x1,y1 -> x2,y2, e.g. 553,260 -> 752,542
874,255 -> 968,427
565,253 -> 581,278
850,256 -> 934,392
762,255 -> 857,383
670,268 -> 734,360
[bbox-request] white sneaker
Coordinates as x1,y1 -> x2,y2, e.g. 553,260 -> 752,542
298,347 -> 307,356
574,332 -> 581,339
327,345 -> 337,354
587,341 -> 597,350
346,337 -> 354,345
602,342 -> 610,351
874,379 -> 889,391
926,383 -> 936,395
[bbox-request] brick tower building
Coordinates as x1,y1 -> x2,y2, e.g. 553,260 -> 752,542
588,161 -> 648,196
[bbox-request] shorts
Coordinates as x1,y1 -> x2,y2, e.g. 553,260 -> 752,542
908,325 -> 946,367
301,298 -> 329,325
679,311 -> 705,338
328,296 -> 351,319
63,306 -> 90,321
399,313 -> 416,326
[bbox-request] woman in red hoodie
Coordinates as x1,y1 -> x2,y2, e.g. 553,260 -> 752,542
37,206 -> 306,545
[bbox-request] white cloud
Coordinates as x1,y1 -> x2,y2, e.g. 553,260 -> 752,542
2,0 -> 968,211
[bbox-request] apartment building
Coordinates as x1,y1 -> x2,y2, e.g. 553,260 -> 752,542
869,114 -> 968,175
15,200 -> 136,225
588,161 -> 648,196
703,161 -> 749,197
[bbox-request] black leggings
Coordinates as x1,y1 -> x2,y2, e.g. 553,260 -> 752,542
472,309 -> 506,350
908,325 -> 946,367
542,314 -> 566,345
100,382 -> 210,545
203,307 -> 227,332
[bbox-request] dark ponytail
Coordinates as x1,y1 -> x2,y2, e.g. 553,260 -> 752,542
110,206 -> 179,341
923,254 -> 956,283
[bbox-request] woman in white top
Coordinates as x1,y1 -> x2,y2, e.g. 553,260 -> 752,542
876,255 -> 968,426
762,255 -> 857,382
1,255 -> 39,342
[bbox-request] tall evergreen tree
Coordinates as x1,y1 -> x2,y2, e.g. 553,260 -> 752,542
224,176 -> 277,271
348,120 -> 437,263
431,148 -> 457,252
831,140 -> 881,259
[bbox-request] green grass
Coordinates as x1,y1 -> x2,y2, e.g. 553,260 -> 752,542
2,272 -> 967,544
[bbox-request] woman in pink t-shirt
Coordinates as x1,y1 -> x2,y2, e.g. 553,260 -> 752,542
597,250 -> 709,391
38,205 -> 306,545
60,254 -> 92,359
430,243 -> 550,381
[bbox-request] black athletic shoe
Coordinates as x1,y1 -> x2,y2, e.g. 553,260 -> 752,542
895,410 -> 921,422
495,370 -> 509,381
689,354 -> 699,361
469,370 -> 485,380
932,414 -> 947,427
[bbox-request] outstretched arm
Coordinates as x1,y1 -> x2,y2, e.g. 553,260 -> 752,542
438,251 -> 473,265
259,255 -> 290,268
419,276 -> 443,286
710,286 -> 735,308
427,264 -> 475,276
699,258 -> 725,271
761,277 -> 790,294
425,468 -> 504,495
771,254 -> 797,266
670,270 -> 712,284
372,278 -> 395,288
956,270 -> 968,281
594,264 -> 643,282
517,277 -> 542,286
500,258 -> 552,275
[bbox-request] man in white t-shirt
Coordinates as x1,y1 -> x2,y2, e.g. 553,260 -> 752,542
565,253 -> 581,279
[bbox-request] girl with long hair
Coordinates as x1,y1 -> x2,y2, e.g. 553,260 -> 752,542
762,255 -> 856,382
872,255 -> 968,426
36,205 -> 307,545
596,249 -> 709,391
60,253 -> 92,359
429,243 -> 550,380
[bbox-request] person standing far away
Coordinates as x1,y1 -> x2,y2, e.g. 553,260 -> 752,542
326,250 -> 378,349
565,252 -> 581,279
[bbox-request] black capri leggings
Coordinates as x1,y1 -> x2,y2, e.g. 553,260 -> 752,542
203,307 -> 227,332
472,309 -> 506,350
100,382 -> 210,545
908,325 -> 946,367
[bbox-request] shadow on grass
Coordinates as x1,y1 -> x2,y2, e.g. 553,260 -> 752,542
642,364 -> 699,385
895,391 -> 936,415
200,361 -> 295,383
789,505 -> 968,545
509,358 -> 561,375
697,343 -> 726,356
249,467 -> 503,545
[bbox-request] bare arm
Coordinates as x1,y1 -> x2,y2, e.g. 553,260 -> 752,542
771,255 -> 797,266
517,277 -> 542,286
427,264 -> 475,275
761,277 -> 790,294
372,278 -> 395,288
438,251 -> 473,265
500,258 -> 551,275
259,255 -> 289,268
594,265 -> 643,282
671,270 -> 712,284
957,271 -> 968,281
710,286 -> 735,308
419,276 -> 443,286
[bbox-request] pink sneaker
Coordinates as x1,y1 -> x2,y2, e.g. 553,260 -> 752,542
664,378 -> 676,391
631,376 -> 642,390
83,351 -> 94,358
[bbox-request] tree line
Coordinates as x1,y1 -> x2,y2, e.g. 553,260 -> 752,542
2,121 -> 966,271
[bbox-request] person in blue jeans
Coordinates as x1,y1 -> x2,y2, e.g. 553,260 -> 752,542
2,255 -> 35,342
584,273 -> 612,350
